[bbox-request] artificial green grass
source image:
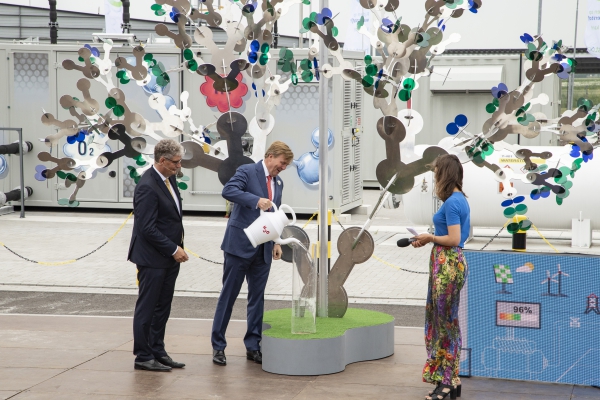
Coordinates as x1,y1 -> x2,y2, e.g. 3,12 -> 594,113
263,308 -> 394,340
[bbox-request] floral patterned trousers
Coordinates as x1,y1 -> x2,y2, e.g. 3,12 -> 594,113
422,245 -> 467,386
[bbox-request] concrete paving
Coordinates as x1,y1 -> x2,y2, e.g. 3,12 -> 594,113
1,189 -> 597,307
1,313 -> 598,400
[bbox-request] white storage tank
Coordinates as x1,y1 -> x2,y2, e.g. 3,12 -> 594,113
403,145 -> 598,230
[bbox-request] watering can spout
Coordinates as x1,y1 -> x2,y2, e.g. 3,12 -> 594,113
274,237 -> 302,246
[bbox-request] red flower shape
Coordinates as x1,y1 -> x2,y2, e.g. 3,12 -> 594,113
200,73 -> 248,113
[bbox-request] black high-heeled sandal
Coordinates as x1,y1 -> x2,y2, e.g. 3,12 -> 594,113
427,382 -> 440,396
425,384 -> 457,400
455,383 -> 461,398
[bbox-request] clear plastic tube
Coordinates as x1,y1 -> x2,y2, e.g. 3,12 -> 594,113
290,241 -> 317,334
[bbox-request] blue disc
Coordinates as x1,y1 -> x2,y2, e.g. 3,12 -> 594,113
250,40 -> 260,52
446,123 -> 459,135
248,52 -> 258,64
66,135 -> 77,144
501,200 -> 513,207
454,114 -> 468,127
513,196 -> 525,204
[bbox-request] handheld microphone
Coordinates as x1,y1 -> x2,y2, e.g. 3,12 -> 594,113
397,238 -> 416,248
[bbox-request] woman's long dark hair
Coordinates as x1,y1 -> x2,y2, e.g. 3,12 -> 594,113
431,154 -> 467,202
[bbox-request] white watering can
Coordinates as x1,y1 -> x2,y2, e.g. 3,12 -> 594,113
244,204 -> 302,248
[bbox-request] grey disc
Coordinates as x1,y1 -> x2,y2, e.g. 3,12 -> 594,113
280,225 -> 310,263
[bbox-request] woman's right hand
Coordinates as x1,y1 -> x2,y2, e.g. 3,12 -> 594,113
411,233 -> 433,248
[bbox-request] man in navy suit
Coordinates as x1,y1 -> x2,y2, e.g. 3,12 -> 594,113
212,141 -> 294,365
128,139 -> 189,372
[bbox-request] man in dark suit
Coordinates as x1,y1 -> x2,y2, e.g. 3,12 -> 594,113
212,141 -> 294,366
128,139 -> 189,372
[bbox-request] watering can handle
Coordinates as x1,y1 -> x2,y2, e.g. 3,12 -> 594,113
259,203 -> 278,216
279,204 -> 296,225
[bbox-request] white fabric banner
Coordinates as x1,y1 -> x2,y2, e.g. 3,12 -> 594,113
104,0 -> 123,34
585,0 -> 600,57
343,0 -> 371,53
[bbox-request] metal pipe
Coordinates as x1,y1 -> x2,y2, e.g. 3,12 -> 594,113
317,0 -> 329,318
567,0 -> 580,110
299,3 -> 303,48
48,0 -> 58,44
122,0 -> 131,34
537,0 -> 542,36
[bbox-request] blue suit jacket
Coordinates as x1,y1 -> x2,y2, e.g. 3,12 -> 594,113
221,161 -> 283,264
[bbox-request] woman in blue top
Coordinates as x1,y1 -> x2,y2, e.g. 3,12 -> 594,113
412,154 -> 470,400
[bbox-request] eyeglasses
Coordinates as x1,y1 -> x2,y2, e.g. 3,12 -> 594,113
164,157 -> 182,166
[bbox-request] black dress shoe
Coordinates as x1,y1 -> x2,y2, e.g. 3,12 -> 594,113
134,359 -> 172,372
213,350 -> 226,366
246,350 -> 262,364
157,355 -> 185,368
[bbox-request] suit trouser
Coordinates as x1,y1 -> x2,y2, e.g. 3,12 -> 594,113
133,264 -> 180,362
211,247 -> 271,351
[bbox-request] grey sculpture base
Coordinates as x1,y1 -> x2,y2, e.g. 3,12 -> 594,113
0,205 -> 14,216
261,319 -> 395,376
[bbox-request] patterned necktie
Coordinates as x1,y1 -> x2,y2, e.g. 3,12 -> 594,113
266,175 -> 273,201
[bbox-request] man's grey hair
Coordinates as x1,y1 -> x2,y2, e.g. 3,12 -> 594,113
154,139 -> 183,162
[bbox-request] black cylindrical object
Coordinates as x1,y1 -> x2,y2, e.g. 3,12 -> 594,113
273,20 -> 279,48
512,232 -> 526,251
0,141 -> 32,155
48,0 -> 58,44
122,0 -> 131,33
1,187 -> 33,205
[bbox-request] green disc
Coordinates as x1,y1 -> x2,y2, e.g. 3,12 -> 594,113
563,180 -> 573,190
291,73 -> 298,85
58,198 -> 68,206
503,207 -> 516,218
403,77 -> 416,90
259,53 -> 269,66
519,220 -> 532,231
301,70 -> 313,82
113,105 -> 125,117
556,189 -> 570,199
144,53 -> 154,62
151,65 -> 163,76
136,159 -> 146,166
515,204 -> 528,215
485,103 -> 496,113
507,222 -> 520,234
300,59 -> 311,70
556,197 -> 563,206
492,98 -> 500,106
105,97 -> 117,108
156,9 -> 166,16
365,64 -> 377,76
361,75 -> 374,87
178,182 -> 188,190
156,74 -> 170,87
181,175 -> 190,182
134,176 -> 141,184
364,54 -> 372,65
68,200 -> 80,208
150,4 -> 162,11
261,42 -> 270,54
332,27 -> 338,37
116,70 -> 126,78
398,89 -> 411,101
187,59 -> 198,71
482,143 -> 494,156
66,173 -> 77,182
56,171 -> 67,179
183,48 -> 194,61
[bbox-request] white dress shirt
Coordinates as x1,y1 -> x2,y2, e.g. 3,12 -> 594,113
153,165 -> 180,256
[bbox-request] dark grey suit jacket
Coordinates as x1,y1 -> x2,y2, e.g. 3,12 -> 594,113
128,167 -> 184,269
